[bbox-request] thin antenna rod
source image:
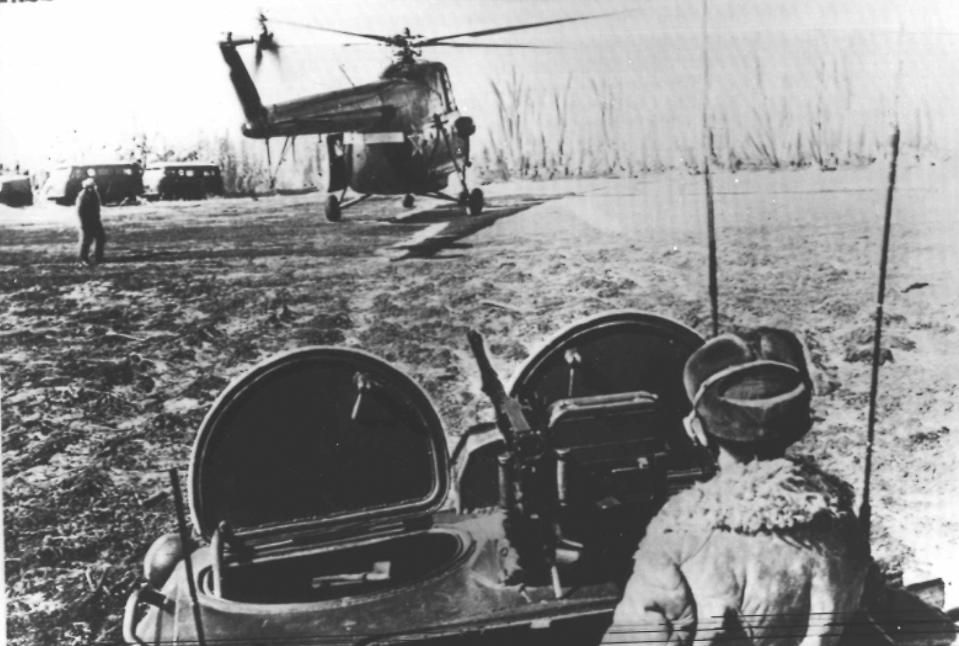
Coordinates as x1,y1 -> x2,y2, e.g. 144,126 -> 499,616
339,64 -> 356,87
859,125 -> 900,547
860,25 -> 905,550
265,138 -> 273,189
169,468 -> 208,646
701,0 -> 719,336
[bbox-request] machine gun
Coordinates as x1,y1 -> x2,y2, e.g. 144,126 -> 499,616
467,329 -> 536,452
467,330 -> 582,597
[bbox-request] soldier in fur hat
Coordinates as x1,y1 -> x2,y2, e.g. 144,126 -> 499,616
602,328 -> 869,646
76,177 -> 105,267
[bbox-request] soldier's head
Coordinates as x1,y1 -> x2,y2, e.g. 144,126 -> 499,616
683,328 -> 812,463
82,178 -> 96,191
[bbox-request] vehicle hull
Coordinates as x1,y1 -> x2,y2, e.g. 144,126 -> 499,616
125,511 -> 621,646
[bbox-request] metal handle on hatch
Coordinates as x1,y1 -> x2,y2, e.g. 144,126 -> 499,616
123,583 -> 173,644
122,585 -> 146,645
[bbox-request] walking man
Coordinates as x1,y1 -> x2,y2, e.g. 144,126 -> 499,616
77,177 -> 105,266
602,328 -> 869,645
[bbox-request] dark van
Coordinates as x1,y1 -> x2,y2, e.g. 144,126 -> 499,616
0,175 -> 33,207
43,163 -> 143,205
142,163 -> 224,200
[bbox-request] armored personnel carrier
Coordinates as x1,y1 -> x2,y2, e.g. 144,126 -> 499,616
122,311 -> 956,646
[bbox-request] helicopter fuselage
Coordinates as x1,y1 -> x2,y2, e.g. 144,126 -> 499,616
315,71 -> 468,195
220,38 -> 472,196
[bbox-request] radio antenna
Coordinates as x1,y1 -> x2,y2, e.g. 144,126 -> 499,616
859,129 -> 902,546
859,28 -> 905,548
169,468 -> 208,646
701,0 -> 719,337
339,64 -> 356,87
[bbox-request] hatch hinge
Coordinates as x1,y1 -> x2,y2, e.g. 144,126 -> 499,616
365,514 -> 433,536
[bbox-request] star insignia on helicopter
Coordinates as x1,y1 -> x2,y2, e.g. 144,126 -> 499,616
407,130 -> 427,157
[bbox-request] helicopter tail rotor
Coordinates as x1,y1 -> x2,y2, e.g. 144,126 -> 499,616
254,12 -> 281,67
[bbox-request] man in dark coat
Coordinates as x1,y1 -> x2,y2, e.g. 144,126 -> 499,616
602,328 -> 869,646
76,177 -> 105,266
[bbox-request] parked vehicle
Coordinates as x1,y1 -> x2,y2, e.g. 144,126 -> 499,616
142,163 -> 224,200
0,175 -> 33,207
42,163 -> 143,205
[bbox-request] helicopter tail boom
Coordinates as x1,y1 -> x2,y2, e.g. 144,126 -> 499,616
219,40 -> 268,135
265,88 -> 395,137
218,38 -> 397,139
242,106 -> 395,138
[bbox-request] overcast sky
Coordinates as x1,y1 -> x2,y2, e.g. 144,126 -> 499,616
1,0 -> 957,170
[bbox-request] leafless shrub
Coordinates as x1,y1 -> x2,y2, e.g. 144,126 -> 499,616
477,54 -> 940,180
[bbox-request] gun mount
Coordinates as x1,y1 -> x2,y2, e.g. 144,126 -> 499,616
457,312 -> 713,593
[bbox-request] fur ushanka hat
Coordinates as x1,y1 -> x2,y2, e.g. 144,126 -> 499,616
683,328 -> 813,446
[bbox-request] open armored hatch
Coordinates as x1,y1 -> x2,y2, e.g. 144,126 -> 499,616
189,345 -> 457,602
186,310 -> 710,605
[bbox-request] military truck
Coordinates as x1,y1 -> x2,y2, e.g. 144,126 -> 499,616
0,174 -> 33,207
142,163 -> 224,201
42,163 -> 143,205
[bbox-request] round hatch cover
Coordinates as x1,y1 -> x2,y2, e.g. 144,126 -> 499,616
190,347 -> 448,538
509,310 -> 705,412
454,311 -> 707,511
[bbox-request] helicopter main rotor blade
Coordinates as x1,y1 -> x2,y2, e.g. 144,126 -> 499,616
416,12 -> 620,46
421,42 -> 550,49
270,18 -> 395,44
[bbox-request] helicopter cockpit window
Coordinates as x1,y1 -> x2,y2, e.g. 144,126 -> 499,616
427,69 -> 449,114
441,72 -> 457,112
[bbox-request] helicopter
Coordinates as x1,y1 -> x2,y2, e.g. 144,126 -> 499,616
219,13 -> 611,222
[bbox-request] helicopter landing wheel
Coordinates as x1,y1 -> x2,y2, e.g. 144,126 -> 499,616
325,194 -> 342,222
402,194 -> 415,208
458,190 -> 469,206
468,188 -> 484,216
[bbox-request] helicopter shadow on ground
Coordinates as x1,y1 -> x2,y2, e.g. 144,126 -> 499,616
86,246 -> 321,264
384,197 -> 551,260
